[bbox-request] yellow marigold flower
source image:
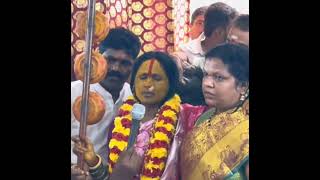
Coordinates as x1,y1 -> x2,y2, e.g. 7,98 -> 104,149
141,176 -> 159,180
114,117 -> 122,127
108,139 -> 117,149
109,139 -> 115,148
112,126 -> 130,136
121,103 -> 133,111
109,152 -> 119,162
165,94 -> 181,112
155,120 -> 174,132
123,114 -> 132,120
145,161 -> 165,170
148,147 -> 167,158
109,139 -> 128,151
117,140 -> 128,151
145,161 -> 159,169
154,132 -> 169,143
162,109 -> 177,119
126,96 -> 134,100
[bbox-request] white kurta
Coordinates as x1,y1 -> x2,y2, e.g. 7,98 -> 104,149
71,80 -> 132,165
178,33 -> 206,69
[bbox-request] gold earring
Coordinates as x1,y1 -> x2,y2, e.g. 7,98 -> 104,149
240,93 -> 246,101
240,89 -> 249,101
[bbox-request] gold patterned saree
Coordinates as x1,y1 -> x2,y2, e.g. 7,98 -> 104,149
180,100 -> 249,180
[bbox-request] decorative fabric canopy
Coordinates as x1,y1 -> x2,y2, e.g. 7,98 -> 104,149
71,0 -> 190,80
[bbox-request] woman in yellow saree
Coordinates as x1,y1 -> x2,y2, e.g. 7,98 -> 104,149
179,43 -> 249,180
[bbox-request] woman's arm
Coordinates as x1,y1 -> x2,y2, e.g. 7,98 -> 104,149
72,136 -> 108,180
88,155 -> 109,180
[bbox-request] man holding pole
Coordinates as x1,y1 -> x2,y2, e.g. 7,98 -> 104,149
71,27 -> 141,179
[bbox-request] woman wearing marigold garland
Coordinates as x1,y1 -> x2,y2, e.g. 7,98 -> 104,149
73,51 -> 182,180
178,43 -> 249,180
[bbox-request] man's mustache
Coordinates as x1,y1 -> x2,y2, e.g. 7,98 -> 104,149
106,70 -> 124,80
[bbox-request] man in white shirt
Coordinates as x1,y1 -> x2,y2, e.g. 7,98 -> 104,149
177,2 -> 238,70
177,33 -> 206,69
71,27 -> 141,179
189,6 -> 207,41
173,2 -> 238,105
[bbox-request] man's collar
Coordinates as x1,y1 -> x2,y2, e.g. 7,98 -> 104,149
187,33 -> 205,55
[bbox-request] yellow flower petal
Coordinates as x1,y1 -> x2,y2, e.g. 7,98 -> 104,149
123,114 -> 132,120
114,117 -> 122,127
108,139 -> 128,151
162,109 -> 177,120
112,125 -> 130,136
155,120 -> 174,132
141,176 -> 159,180
108,165 -> 113,173
154,132 -> 169,143
121,103 -> 133,111
145,161 -> 165,170
109,152 -> 119,162
164,94 -> 181,112
126,96 -> 134,100
147,147 -> 167,158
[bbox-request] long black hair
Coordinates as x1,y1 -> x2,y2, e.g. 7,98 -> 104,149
130,51 -> 179,104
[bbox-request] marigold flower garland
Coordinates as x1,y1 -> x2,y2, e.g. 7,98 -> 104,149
108,94 -> 181,179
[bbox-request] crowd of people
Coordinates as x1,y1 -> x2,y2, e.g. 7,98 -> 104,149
71,2 -> 249,180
